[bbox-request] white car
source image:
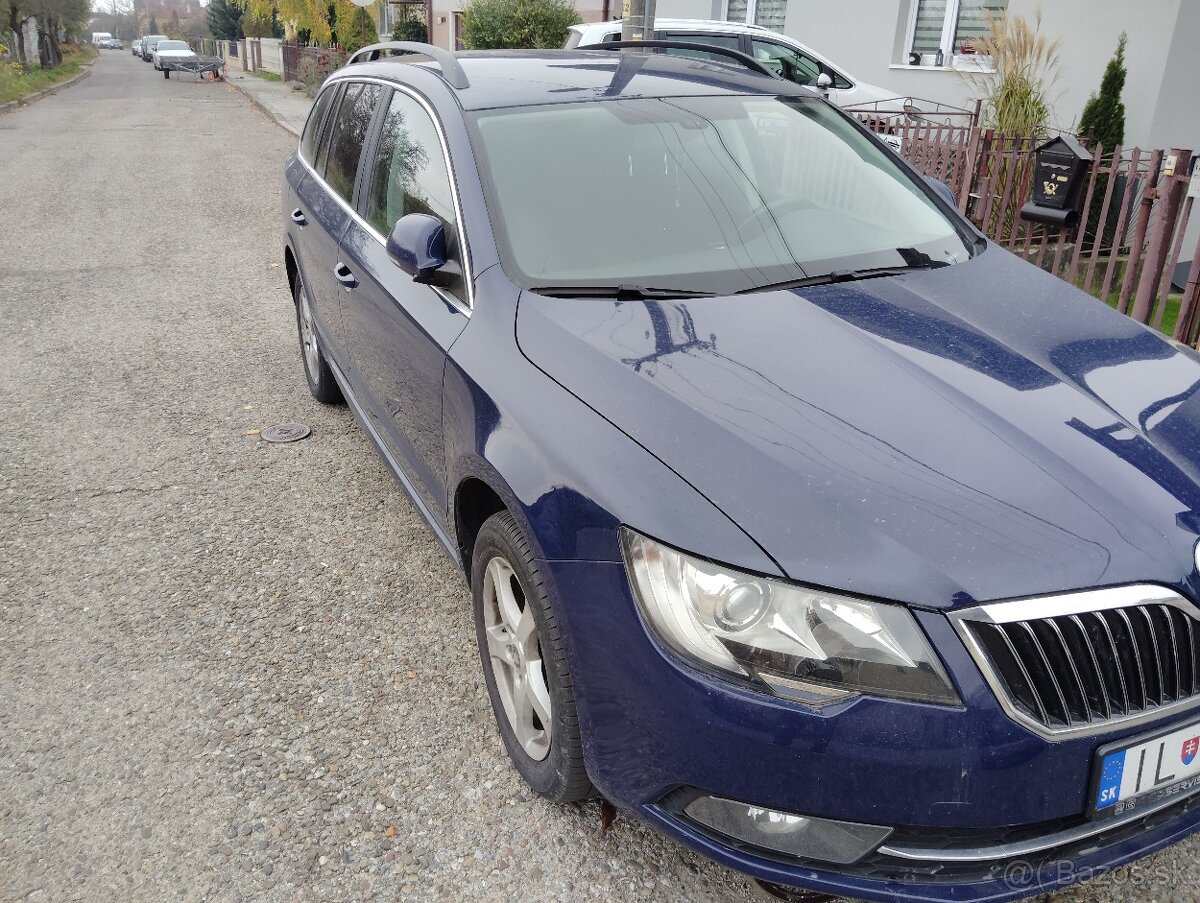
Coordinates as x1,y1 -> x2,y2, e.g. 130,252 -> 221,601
152,40 -> 196,75
567,18 -> 909,112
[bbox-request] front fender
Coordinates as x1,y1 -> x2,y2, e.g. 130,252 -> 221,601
442,268 -> 780,574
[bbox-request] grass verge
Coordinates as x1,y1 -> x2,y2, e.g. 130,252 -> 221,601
251,69 -> 282,82
0,44 -> 98,105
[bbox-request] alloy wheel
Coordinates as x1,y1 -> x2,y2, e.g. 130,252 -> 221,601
481,555 -> 552,761
297,276 -> 321,380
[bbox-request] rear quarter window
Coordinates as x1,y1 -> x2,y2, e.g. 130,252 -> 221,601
300,85 -> 338,166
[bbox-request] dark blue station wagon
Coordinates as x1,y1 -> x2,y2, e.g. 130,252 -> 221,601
283,41 -> 1200,902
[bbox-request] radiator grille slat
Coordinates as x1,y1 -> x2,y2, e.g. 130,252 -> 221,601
1088,611 -> 1130,714
1064,615 -> 1110,721
1114,609 -> 1150,711
965,602 -> 1200,732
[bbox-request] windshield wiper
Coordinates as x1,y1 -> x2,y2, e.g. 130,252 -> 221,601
529,283 -> 717,300
737,261 -> 950,295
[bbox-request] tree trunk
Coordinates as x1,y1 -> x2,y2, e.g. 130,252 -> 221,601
8,5 -> 27,68
48,16 -> 63,66
36,17 -> 50,68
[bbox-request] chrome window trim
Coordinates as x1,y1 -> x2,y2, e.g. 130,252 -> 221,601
949,584 -> 1200,740
296,75 -> 474,314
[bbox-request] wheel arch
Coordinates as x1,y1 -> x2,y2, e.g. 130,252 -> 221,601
284,243 -> 299,299
453,476 -> 508,585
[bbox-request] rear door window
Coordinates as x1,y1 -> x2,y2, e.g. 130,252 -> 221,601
301,85 -> 338,166
323,83 -> 382,205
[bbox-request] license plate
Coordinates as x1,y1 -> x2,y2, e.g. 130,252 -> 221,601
1091,715 -> 1200,819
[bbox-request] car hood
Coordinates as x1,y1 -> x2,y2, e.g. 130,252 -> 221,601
516,247 -> 1200,608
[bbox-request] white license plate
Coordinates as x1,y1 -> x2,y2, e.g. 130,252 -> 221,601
1092,715 -> 1200,818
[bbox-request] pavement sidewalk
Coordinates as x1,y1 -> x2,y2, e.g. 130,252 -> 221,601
225,69 -> 312,137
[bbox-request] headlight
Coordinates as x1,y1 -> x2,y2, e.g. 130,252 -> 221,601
620,528 -> 959,706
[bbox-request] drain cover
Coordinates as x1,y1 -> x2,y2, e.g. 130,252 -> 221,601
260,422 -> 311,443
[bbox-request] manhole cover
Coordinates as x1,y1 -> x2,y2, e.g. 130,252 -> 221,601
260,422 -> 311,443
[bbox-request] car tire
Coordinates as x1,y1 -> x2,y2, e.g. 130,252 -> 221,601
292,271 -> 342,405
471,510 -> 592,803
163,69 -> 169,78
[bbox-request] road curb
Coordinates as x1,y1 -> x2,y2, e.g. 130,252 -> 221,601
0,58 -> 94,116
227,78 -> 302,138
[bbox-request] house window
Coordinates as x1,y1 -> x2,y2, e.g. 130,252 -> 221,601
724,0 -> 788,33
908,0 -> 1007,62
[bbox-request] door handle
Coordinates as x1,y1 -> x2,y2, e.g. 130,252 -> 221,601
291,208 -> 307,226
333,262 -> 358,290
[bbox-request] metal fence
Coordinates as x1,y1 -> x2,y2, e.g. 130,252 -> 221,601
852,107 -> 1200,346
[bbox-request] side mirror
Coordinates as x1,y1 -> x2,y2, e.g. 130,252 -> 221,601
925,176 -> 956,206
816,72 -> 833,90
386,213 -> 447,283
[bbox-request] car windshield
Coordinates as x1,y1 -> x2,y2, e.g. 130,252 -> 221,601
158,41 -> 188,51
469,95 -> 974,295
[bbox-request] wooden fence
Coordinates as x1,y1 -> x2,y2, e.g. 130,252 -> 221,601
853,109 -> 1200,346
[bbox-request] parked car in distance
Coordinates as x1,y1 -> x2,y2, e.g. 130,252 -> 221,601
140,35 -> 168,62
153,39 -> 195,75
569,18 -> 926,114
99,38 -> 123,50
284,41 -> 1200,903
131,39 -> 142,56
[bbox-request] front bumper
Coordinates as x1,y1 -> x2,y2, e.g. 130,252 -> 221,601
543,559 -> 1200,901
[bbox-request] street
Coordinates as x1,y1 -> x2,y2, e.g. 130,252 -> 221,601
0,51 -> 1194,903
0,52 -> 752,902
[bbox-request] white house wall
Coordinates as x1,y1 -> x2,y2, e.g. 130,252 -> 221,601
1006,0 -> 1181,145
772,0 -> 1189,148
1146,0 -> 1200,151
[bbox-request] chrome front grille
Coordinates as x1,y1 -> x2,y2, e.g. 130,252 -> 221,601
951,586 -> 1200,737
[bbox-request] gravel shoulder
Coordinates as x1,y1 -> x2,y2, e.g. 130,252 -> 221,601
0,51 -> 1195,903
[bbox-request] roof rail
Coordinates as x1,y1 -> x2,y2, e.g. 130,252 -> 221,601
346,41 -> 470,90
591,41 -> 779,80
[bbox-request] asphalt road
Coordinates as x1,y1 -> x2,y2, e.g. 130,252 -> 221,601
0,51 -> 1195,903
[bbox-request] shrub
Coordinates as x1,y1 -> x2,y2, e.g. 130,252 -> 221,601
392,17 -> 427,43
298,49 -> 344,96
961,10 -> 1060,137
460,0 -> 578,50
336,6 -> 378,54
1079,34 -> 1126,149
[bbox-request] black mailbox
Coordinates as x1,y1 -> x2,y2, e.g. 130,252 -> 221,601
1019,134 -> 1093,227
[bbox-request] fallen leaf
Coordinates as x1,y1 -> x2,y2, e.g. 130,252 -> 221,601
245,429 -> 261,436
405,671 -> 418,679
384,826 -> 396,837
243,404 -> 253,411
270,262 -> 280,268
